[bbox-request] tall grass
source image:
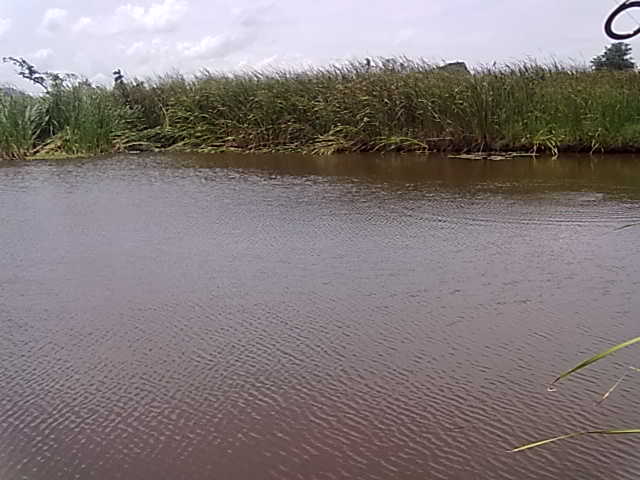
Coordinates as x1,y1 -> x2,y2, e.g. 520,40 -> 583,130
114,60 -> 640,154
0,95 -> 44,160
39,84 -> 131,156
3,58 -> 640,159
0,83 -> 132,159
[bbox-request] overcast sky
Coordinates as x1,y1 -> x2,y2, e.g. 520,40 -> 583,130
0,0 -> 638,89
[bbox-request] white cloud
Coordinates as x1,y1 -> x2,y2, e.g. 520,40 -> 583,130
31,50 -> 54,71
125,38 -> 173,64
247,54 -> 317,71
32,48 -> 53,60
173,3 -> 277,61
121,33 -> 253,73
394,28 -> 416,46
25,48 -> 56,70
72,0 -> 188,36
125,41 -> 146,57
40,8 -> 69,34
178,33 -> 250,59
109,1 -> 281,76
232,1 -> 276,28
0,17 -> 12,37
115,0 -> 188,33
72,17 -> 94,34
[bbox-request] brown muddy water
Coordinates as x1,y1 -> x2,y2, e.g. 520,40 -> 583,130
1,153 -> 640,480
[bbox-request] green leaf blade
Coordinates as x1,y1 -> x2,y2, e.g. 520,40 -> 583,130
512,429 -> 640,452
510,433 -> 584,452
551,336 -> 640,386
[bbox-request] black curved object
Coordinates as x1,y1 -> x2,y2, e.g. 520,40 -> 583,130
605,1 -> 640,40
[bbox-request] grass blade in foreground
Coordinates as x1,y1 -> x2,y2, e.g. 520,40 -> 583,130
511,430 -> 640,452
550,337 -> 640,387
595,366 -> 640,405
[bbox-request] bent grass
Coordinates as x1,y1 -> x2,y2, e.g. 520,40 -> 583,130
511,337 -> 640,452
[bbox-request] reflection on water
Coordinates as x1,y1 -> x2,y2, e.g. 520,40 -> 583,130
1,153 -> 639,480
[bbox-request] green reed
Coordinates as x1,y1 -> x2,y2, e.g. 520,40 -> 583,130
38,84 -> 131,157
512,337 -> 640,453
0,83 -> 131,159
3,58 -> 640,159
0,94 -> 44,160
123,60 -> 640,154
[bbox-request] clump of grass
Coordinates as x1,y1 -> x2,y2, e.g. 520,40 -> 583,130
0,83 -> 135,160
38,83 -> 132,157
0,94 -> 45,160
134,59 -> 640,155
4,57 -> 640,159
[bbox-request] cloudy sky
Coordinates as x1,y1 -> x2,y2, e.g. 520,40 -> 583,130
0,0 -> 637,89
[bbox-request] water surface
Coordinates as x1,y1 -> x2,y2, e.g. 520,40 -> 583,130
1,153 -> 640,479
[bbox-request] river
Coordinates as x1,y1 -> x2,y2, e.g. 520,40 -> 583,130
1,153 -> 640,479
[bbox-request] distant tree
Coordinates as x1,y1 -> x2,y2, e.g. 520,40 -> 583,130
113,69 -> 124,86
591,42 -> 636,71
2,56 -> 79,92
2,57 -> 49,90
112,68 -> 131,105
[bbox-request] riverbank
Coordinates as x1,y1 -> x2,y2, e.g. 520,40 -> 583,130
3,58 -> 640,160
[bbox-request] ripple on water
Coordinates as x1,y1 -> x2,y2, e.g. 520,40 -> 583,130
1,154 -> 640,480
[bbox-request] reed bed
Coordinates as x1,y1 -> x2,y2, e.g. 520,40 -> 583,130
2,58 -> 640,159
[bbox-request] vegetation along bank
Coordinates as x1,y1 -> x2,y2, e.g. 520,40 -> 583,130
2,49 -> 640,160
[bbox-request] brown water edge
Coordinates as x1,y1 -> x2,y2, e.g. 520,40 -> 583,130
1,153 -> 640,480
165,151 -> 640,189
